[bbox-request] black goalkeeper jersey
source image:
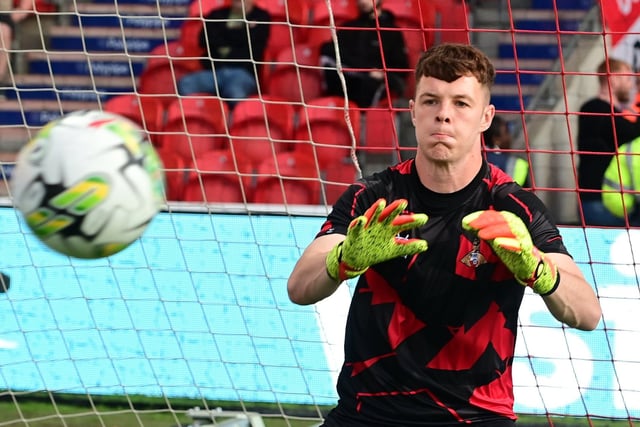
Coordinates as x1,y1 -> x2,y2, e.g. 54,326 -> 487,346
316,159 -> 568,426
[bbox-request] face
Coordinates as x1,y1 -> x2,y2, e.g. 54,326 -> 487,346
611,65 -> 634,104
410,75 -> 495,164
357,0 -> 377,14
232,0 -> 254,11
494,123 -> 512,149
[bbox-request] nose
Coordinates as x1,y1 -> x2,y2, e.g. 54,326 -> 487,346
435,104 -> 451,123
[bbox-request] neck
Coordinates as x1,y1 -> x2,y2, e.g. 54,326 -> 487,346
598,88 -> 620,109
414,150 -> 484,194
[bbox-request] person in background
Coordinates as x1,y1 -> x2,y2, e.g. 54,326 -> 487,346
177,0 -> 270,107
320,0 -> 409,108
0,0 -> 33,87
601,134 -> 640,226
577,58 -> 640,226
288,43 -> 601,426
483,115 -> 530,187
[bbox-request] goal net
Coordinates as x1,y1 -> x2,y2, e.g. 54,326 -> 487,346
0,0 -> 639,425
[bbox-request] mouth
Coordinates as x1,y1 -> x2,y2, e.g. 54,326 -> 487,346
432,132 -> 453,141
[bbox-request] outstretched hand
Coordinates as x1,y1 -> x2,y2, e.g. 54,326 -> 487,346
326,199 -> 428,282
462,210 -> 559,295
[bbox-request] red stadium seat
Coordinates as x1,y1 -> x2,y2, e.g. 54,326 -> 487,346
160,95 -> 230,163
103,94 -> 164,138
138,54 -> 197,108
251,151 -> 321,205
322,160 -> 359,206
183,148 -> 247,203
432,0 -> 469,44
293,96 -> 361,170
381,0 -> 436,97
362,106 -> 399,151
148,40 -> 202,74
260,0 -> 310,63
306,0 -> 359,48
264,44 -> 324,104
229,96 -> 295,174
158,145 -> 189,201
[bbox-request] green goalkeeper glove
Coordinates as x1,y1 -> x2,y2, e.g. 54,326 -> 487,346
326,198 -> 428,282
461,210 -> 559,296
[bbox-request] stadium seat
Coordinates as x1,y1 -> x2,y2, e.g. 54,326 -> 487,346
382,0 -> 436,97
264,44 -> 324,104
260,0 -> 310,64
160,95 -> 230,163
432,0 -> 469,44
103,94 -> 164,138
322,160 -> 359,206
138,54 -> 198,108
229,96 -> 296,176
158,145 -> 189,201
182,148 -> 247,203
306,0 -> 359,48
293,96 -> 361,170
362,105 -> 399,151
251,151 -> 321,205
148,40 -> 202,74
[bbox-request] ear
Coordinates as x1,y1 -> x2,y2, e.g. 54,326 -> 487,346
480,104 -> 495,133
409,99 -> 416,125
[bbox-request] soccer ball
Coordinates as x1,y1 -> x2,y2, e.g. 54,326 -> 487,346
10,110 -> 165,259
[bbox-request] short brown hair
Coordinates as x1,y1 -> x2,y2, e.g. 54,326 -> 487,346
596,58 -> 632,85
414,43 -> 495,89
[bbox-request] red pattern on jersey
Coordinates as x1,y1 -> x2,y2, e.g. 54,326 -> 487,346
347,268 -> 426,377
426,302 -> 515,371
470,364 -> 516,418
390,159 -> 414,175
364,268 -> 426,349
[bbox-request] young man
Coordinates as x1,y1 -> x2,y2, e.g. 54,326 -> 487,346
577,58 -> 640,226
288,43 -> 601,426
0,0 -> 33,85
177,0 -> 270,107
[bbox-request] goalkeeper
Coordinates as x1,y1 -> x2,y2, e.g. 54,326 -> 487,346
288,43 -> 601,427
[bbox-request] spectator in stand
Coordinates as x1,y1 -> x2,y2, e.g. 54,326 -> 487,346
177,0 -> 270,107
577,58 -> 640,226
0,0 -> 34,86
320,0 -> 409,108
483,115 -> 530,187
601,135 -> 640,226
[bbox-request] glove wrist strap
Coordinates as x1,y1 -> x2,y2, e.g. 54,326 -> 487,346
539,271 -> 560,297
326,241 -> 368,282
519,252 -> 558,295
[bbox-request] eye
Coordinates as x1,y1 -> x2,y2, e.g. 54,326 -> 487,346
455,100 -> 469,107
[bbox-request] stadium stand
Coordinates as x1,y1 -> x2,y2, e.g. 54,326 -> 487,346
159,94 -> 230,164
0,0 -> 598,207
293,96 -> 361,171
305,0 -> 359,49
182,148 -> 247,203
229,96 -> 296,176
251,151 -> 321,205
263,43 -> 325,104
322,158 -> 360,206
261,0 -> 310,64
103,93 -> 164,137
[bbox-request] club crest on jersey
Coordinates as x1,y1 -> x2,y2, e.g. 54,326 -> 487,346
461,240 -> 487,267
